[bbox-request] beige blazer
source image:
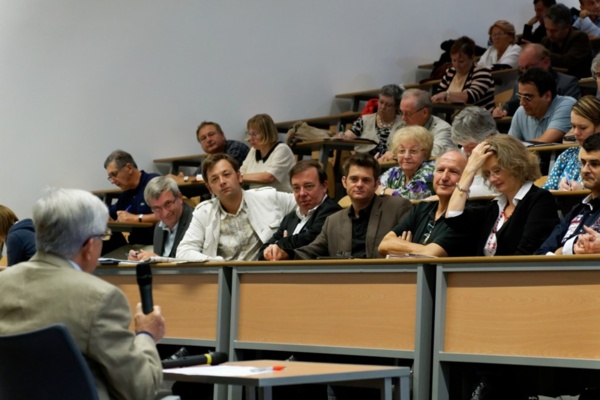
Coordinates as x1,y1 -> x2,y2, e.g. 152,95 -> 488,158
0,252 -> 162,400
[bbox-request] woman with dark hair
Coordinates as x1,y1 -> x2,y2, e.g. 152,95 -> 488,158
0,205 -> 36,266
445,134 -> 558,255
341,84 -> 404,155
431,36 -> 495,111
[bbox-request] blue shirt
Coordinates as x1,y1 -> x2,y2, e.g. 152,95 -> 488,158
509,96 -> 576,141
542,146 -> 582,190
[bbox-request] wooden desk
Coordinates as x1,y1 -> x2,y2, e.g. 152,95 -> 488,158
164,359 -> 411,400
95,263 -> 231,350
431,255 -> 600,400
92,188 -> 122,207
494,116 -> 512,133
228,260 -> 435,400
154,154 -> 207,174
107,221 -> 154,232
527,142 -> 577,172
274,112 -> 361,134
290,138 -> 375,166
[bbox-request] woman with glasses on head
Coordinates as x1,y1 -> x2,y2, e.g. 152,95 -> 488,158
240,113 -> 295,192
445,134 -> 558,256
544,95 -> 600,191
431,36 -> 495,111
0,205 -> 35,266
477,20 -> 522,69
341,84 -> 404,156
379,126 -> 435,200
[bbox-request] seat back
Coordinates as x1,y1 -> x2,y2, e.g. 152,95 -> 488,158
0,323 -> 99,400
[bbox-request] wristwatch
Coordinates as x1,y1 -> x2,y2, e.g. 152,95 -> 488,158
183,175 -> 189,182
138,214 -> 143,223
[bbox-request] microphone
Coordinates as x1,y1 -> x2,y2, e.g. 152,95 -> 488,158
136,262 -> 153,314
161,351 -> 229,369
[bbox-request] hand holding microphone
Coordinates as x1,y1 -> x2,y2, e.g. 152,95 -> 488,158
134,262 -> 166,342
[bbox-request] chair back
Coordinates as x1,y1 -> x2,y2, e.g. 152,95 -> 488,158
0,323 -> 99,400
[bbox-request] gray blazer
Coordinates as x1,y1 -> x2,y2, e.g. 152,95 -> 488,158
294,195 -> 412,259
153,203 -> 193,257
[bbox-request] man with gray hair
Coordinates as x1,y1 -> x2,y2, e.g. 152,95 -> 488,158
103,149 -> 159,253
592,53 -> 600,99
128,176 -> 193,261
0,188 -> 166,400
451,106 -> 498,197
379,89 -> 455,162
541,3 -> 592,79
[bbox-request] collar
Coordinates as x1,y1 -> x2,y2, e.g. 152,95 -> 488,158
219,191 -> 246,218
581,193 -> 600,210
295,194 -> 328,220
255,142 -> 281,162
67,259 -> 82,272
159,220 -> 179,234
493,181 -> 532,208
423,116 -> 434,130
347,196 -> 376,219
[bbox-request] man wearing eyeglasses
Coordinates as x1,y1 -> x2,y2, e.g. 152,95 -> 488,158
492,44 -> 581,118
508,67 -> 576,143
0,188 -> 166,400
127,176 -> 193,261
378,150 -> 474,257
103,150 -> 159,255
379,89 -> 455,162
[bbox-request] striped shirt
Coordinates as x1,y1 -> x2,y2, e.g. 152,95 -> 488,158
438,65 -> 495,111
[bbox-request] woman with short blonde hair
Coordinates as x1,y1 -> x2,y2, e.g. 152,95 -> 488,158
478,20 -> 521,68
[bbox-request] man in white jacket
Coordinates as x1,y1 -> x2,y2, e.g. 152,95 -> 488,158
176,153 -> 297,261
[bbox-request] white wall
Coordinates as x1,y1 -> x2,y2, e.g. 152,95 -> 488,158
0,0 -> 579,219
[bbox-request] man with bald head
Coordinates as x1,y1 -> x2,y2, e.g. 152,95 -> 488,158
493,43 -> 580,118
379,150 -> 474,257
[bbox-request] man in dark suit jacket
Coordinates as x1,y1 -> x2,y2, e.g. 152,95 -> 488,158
542,3 -> 593,79
294,153 -> 412,259
259,160 -> 341,260
128,176 -> 193,261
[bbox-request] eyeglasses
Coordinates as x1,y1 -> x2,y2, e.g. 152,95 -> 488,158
422,221 -> 435,244
401,107 -> 425,119
150,198 -> 178,213
482,166 -> 503,180
397,148 -> 424,157
89,228 -> 112,243
491,32 -> 507,38
516,92 -> 536,103
246,131 -> 262,138
106,166 -> 125,181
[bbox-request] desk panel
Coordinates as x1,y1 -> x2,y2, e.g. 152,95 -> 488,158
444,270 -> 600,359
237,272 -> 416,350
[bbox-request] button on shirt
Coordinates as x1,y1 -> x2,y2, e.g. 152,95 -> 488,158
348,198 -> 375,258
217,199 -> 261,261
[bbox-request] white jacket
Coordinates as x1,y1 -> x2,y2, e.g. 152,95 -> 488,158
176,187 -> 296,261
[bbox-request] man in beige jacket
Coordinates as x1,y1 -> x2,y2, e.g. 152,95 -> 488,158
0,188 -> 166,400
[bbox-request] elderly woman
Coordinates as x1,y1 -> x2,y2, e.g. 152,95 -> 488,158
451,106 -> 499,197
592,53 -> 600,98
240,114 -> 295,193
431,36 -> 495,111
0,205 -> 35,266
342,84 -> 404,155
544,96 -> 600,190
478,20 -> 522,69
379,126 -> 435,200
446,134 -> 559,256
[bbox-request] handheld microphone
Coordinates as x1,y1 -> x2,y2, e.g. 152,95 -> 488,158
136,262 -> 153,314
161,351 -> 229,369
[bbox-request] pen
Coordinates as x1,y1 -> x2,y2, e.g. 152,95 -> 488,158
125,205 -> 132,213
249,366 -> 285,373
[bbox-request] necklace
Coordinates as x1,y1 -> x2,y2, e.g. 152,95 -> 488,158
377,114 -> 395,129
